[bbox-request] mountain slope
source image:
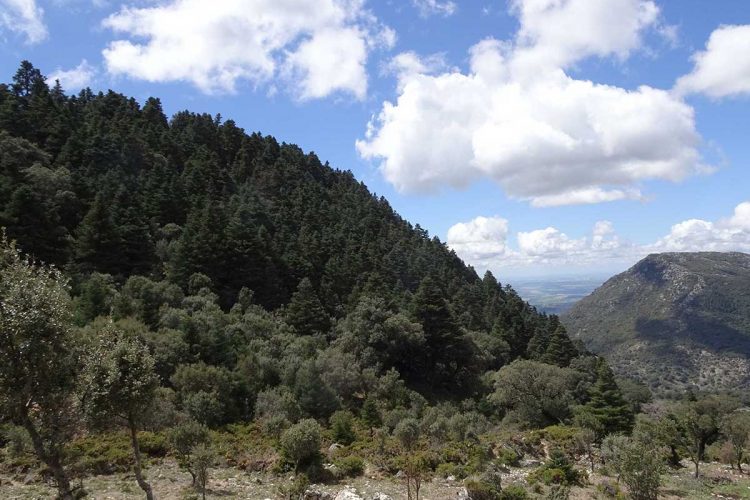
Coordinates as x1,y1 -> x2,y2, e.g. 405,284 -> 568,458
0,61 -> 601,409
563,252 -> 750,395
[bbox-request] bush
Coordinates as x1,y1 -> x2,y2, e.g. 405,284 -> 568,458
435,462 -> 467,479
329,410 -> 356,445
394,418 -> 420,452
501,485 -> 530,500
495,446 -> 521,467
66,433 -> 134,474
465,478 -> 501,500
277,474 -> 309,500
528,449 -> 584,487
333,455 -> 365,478
2,425 -> 32,457
169,421 -> 210,484
192,444 -> 214,500
280,419 -> 322,471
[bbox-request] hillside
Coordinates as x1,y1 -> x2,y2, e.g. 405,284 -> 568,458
563,252 -> 750,395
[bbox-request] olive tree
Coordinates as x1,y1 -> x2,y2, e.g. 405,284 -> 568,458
721,412 -> 750,473
81,320 -> 159,500
0,233 -> 78,499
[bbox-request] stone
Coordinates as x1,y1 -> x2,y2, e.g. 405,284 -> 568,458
334,488 -> 363,500
371,494 -> 393,500
303,488 -> 333,500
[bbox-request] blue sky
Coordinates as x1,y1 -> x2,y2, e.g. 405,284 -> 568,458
1,0 -> 750,280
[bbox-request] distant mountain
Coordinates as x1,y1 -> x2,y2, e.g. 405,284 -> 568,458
562,252 -> 750,395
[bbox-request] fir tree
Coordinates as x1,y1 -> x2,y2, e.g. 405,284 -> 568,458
583,360 -> 634,434
285,277 -> 330,336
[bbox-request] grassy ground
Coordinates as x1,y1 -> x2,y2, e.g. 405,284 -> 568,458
3,459 -> 750,499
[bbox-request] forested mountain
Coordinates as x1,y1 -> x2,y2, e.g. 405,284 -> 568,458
0,62 -> 646,499
0,60 -> 595,398
563,252 -> 750,396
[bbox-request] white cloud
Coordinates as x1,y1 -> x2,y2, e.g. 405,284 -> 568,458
412,0 -> 456,17
357,0 -> 705,207
446,216 -> 511,268
101,0 -> 392,98
47,60 -> 96,91
675,25 -> 750,98
652,202 -> 750,252
0,0 -> 47,44
448,202 -> 750,274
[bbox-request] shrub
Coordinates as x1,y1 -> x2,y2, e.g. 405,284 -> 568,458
501,485 -> 530,500
528,449 -> 584,487
192,444 -> 214,500
495,446 -> 521,467
330,410 -> 356,445
277,474 -> 309,500
435,462 -> 467,479
2,425 -> 32,457
280,419 -> 322,471
333,455 -> 365,478
465,478 -> 501,500
394,418 -> 421,452
169,421 -> 210,485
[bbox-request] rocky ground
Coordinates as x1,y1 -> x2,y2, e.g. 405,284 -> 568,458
3,459 -> 750,499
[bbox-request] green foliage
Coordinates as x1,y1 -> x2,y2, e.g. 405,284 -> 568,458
464,478 -> 502,500
0,231 -> 77,497
81,320 -> 159,427
361,398 -> 382,430
611,437 -> 665,500
279,419 -> 322,471
191,443 -> 214,500
333,455 -> 365,478
2,424 -> 32,457
581,361 -> 634,435
720,411 -> 750,472
169,421 -> 210,484
528,449 -> 584,487
491,361 -> 583,428
276,473 -> 310,500
329,410 -> 356,445
395,418 -> 421,452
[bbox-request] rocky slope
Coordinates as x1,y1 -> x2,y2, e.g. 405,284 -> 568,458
562,252 -> 750,395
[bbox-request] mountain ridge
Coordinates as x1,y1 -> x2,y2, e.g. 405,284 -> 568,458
562,251 -> 750,395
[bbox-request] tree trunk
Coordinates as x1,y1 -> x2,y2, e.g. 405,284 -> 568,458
128,418 -> 154,500
21,414 -> 73,500
694,457 -> 700,478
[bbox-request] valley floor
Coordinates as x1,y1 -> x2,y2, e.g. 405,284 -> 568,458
3,459 -> 750,499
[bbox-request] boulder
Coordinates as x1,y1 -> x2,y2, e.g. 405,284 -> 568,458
303,488 -> 333,500
328,443 -> 344,457
334,488 -> 363,500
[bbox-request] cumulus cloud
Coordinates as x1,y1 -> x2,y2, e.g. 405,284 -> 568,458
446,216 -> 511,269
47,60 -> 96,91
652,202 -> 750,252
0,0 -> 47,44
101,0 -> 393,98
675,25 -> 750,98
447,202 -> 750,274
412,0 -> 456,17
358,0 -> 706,207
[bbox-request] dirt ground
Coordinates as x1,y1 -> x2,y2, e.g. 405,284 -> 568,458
3,459 -> 750,499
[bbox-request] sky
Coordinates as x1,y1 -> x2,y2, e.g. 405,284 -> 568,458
1,0 -> 750,280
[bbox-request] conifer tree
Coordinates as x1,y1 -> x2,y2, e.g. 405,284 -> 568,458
583,360 -> 634,434
285,277 -> 330,336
